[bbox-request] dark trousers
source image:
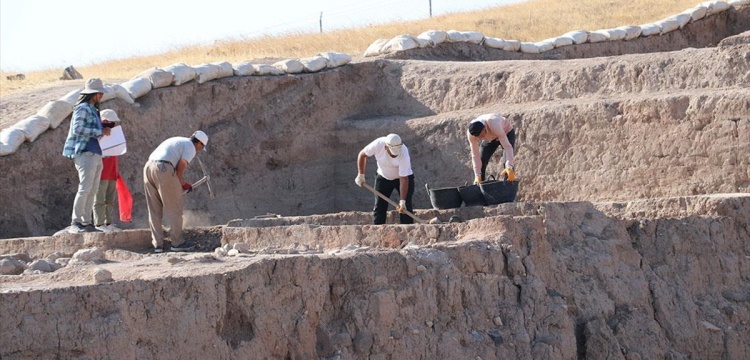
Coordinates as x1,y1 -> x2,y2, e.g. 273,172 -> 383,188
480,129 -> 516,180
373,174 -> 415,225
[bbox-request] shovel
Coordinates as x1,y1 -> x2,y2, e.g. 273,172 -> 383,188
361,182 -> 426,224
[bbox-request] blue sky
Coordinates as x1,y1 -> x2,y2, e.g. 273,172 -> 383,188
0,0 -> 523,72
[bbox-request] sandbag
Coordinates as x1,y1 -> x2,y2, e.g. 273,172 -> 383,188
415,37 -> 432,48
587,30 -> 610,43
194,63 -> 221,83
520,42 -> 540,54
503,40 -> 521,52
100,84 -> 117,102
12,115 -> 51,142
703,1 -> 731,15
381,35 -> 419,54
604,28 -> 627,41
113,84 -> 135,104
317,52 -> 351,68
446,30 -> 468,43
535,40 -> 555,52
164,63 -> 197,86
0,128 -> 26,156
255,64 -> 284,76
233,61 -> 255,76
37,100 -> 73,129
121,77 -> 152,100
60,88 -> 82,105
483,37 -> 507,49
683,6 -> 708,21
274,59 -> 304,74
617,26 -> 642,41
462,31 -> 485,44
728,0 -> 750,6
562,30 -> 589,44
134,68 -> 174,89
550,36 -> 573,48
670,13 -> 692,29
213,61 -> 234,78
300,56 -> 327,73
363,38 -> 388,57
417,30 -> 448,46
656,18 -> 680,34
640,23 -> 661,36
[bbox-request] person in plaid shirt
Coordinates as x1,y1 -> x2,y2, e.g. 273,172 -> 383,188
62,78 -> 112,233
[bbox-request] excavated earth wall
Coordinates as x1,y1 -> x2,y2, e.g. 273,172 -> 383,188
1,194 -> 749,359
1,4 -> 749,360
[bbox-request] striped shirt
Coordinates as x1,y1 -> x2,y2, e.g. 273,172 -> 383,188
62,103 -> 103,159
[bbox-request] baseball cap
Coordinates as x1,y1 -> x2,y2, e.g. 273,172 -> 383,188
192,130 -> 209,151
385,133 -> 403,156
100,109 -> 121,122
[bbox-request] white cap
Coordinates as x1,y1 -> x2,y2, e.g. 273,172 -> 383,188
100,109 -> 121,122
192,130 -> 208,150
385,133 -> 403,156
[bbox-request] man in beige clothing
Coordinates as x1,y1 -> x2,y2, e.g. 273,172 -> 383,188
143,131 -> 207,253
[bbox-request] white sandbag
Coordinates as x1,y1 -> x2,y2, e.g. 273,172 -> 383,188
255,64 -> 284,76
446,30 -> 468,43
60,88 -> 82,105
640,23 -> 661,36
617,26 -> 642,41
121,77 -> 152,100
381,35 -> 419,54
483,37 -> 507,49
415,37 -> 432,48
702,1 -> 731,15
300,56 -> 327,73
364,38 -> 388,57
603,28 -> 627,41
683,6 -> 708,21
550,36 -> 573,48
656,18 -> 680,34
113,84 -> 135,104
213,61 -> 234,78
462,31 -> 485,44
728,0 -> 750,6
100,84 -> 117,102
670,13 -> 692,29
194,63 -> 221,83
317,52 -> 351,68
520,42 -> 540,54
134,68 -> 174,89
562,30 -> 589,44
588,30 -> 610,43
503,40 -> 521,52
0,128 -> 26,156
164,63 -> 197,86
274,59 -> 304,74
37,100 -> 73,129
233,61 -> 255,76
417,30 -> 448,45
11,115 -> 51,142
535,40 -> 555,52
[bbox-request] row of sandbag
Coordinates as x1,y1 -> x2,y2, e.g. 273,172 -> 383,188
364,0 -> 746,57
0,52 -> 351,157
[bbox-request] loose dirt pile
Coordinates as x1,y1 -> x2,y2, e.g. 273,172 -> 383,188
0,5 -> 749,359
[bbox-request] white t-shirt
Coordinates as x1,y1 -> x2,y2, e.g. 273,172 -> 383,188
148,137 -> 196,167
363,137 -> 413,180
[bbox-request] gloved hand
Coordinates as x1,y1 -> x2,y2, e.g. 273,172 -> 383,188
397,200 -> 407,213
182,183 -> 193,193
355,173 -> 366,187
501,167 -> 515,181
474,175 -> 483,185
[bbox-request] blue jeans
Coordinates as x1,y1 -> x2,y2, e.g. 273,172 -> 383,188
71,152 -> 103,225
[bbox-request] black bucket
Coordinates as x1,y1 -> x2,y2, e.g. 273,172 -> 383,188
479,177 -> 519,205
458,183 -> 486,207
426,184 -> 462,209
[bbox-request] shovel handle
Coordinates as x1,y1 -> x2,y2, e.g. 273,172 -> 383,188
361,183 -> 426,224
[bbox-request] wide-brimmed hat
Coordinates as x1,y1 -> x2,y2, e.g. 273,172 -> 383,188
80,78 -> 105,94
100,109 -> 121,122
385,133 -> 403,156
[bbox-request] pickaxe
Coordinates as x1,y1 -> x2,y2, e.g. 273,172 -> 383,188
183,157 -> 215,198
361,182 -> 426,224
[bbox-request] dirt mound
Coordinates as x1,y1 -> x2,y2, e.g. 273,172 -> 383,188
1,4 -> 749,360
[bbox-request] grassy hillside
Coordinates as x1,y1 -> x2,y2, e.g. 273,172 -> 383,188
0,0 -> 703,96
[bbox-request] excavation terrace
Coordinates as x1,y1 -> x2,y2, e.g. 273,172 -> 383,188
1,4 -> 749,359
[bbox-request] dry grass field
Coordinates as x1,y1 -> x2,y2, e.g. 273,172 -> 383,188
0,0 -> 702,96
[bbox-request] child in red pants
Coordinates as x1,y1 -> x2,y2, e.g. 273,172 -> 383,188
94,109 -> 124,232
